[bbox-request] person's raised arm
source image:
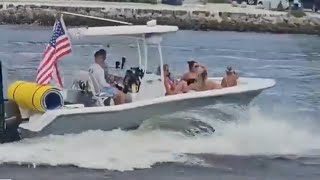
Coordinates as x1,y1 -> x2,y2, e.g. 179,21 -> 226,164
199,64 -> 208,72
164,78 -> 174,95
221,77 -> 227,88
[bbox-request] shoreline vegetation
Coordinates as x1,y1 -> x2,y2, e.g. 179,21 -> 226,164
0,0 -> 320,34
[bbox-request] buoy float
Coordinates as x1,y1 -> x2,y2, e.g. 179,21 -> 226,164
7,81 -> 63,112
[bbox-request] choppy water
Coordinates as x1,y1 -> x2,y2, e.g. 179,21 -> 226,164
0,25 -> 320,179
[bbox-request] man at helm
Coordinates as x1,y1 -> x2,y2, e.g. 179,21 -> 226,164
88,49 -> 125,105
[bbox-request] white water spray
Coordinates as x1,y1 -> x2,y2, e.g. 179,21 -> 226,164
0,106 -> 319,171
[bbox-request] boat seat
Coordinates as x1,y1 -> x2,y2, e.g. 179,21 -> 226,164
72,70 -> 114,106
88,71 -> 116,106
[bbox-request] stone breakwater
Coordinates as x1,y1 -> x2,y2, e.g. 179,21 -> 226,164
1,4 -> 320,34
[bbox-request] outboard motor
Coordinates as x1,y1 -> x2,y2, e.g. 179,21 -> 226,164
123,69 -> 135,93
123,67 -> 144,94
131,67 -> 144,79
0,61 -> 21,143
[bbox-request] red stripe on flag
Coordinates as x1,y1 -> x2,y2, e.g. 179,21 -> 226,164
56,48 -> 71,61
36,48 -> 56,82
36,52 -> 54,81
56,43 -> 70,53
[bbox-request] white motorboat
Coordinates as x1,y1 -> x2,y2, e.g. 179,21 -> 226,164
1,20 -> 276,141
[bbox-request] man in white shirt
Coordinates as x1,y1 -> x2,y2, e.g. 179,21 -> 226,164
89,49 -> 125,105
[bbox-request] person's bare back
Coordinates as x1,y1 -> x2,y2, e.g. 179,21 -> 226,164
206,80 -> 222,90
221,75 -> 237,87
221,66 -> 238,88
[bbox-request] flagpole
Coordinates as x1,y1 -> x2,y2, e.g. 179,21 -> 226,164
54,14 -> 71,90
51,13 -> 61,89
60,14 -> 72,52
53,12 -> 60,31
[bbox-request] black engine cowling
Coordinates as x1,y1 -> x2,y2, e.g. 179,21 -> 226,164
123,67 -> 144,93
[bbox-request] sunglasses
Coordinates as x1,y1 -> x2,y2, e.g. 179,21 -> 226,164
194,65 -> 199,68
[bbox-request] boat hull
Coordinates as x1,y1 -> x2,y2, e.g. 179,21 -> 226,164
19,89 -> 262,139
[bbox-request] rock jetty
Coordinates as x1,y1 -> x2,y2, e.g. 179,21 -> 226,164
1,3 -> 320,34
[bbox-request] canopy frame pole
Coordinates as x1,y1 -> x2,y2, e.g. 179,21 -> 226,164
142,34 -> 148,73
137,40 -> 142,68
157,43 -> 166,96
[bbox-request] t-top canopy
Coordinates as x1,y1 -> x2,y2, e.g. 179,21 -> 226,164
68,24 -> 179,37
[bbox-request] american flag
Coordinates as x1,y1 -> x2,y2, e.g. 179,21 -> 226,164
36,16 -> 71,89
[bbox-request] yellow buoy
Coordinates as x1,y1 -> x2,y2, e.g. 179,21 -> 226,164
7,81 -> 63,112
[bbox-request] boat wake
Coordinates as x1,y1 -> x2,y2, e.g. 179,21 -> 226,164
0,105 -> 319,171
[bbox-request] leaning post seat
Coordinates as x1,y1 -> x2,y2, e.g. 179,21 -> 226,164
69,70 -> 115,107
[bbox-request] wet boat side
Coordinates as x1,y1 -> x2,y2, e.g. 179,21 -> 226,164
19,89 -> 262,138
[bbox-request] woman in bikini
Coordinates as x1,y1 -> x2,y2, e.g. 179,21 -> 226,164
161,64 -> 189,95
189,68 -> 222,91
181,60 -> 206,85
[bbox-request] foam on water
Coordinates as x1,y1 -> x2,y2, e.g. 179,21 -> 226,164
0,106 -> 319,171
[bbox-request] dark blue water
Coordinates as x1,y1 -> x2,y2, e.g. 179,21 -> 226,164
0,25 -> 320,179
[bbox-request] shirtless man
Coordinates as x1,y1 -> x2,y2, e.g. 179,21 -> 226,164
221,66 -> 238,88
